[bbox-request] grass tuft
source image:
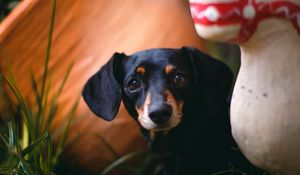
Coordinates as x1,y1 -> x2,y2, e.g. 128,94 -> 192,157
0,0 -> 79,174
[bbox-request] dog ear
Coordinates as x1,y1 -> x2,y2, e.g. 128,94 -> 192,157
82,53 -> 126,121
181,47 -> 233,116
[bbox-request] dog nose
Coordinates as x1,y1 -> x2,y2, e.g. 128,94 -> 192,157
149,104 -> 172,125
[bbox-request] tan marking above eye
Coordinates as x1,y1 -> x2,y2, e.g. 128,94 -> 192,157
165,65 -> 174,74
136,66 -> 145,75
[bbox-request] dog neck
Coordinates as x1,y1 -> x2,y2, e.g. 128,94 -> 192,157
140,128 -> 182,175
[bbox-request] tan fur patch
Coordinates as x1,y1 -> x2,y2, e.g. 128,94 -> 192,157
150,131 -> 156,140
136,66 -> 145,75
165,65 -> 174,74
144,93 -> 151,107
135,93 -> 150,116
137,91 -> 183,130
136,107 -> 143,116
177,101 -> 184,112
166,90 -> 184,117
137,93 -> 157,129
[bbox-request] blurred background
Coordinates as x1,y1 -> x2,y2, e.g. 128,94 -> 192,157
0,0 -> 240,174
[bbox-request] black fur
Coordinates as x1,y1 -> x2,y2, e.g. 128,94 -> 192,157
82,47 -> 256,175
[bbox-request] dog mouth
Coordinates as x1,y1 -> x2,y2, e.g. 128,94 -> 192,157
136,91 -> 184,131
138,111 -> 183,131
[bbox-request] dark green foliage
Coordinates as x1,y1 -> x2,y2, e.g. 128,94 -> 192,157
0,0 -> 79,174
101,149 -> 162,175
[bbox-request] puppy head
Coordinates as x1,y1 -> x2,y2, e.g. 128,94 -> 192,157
121,49 -> 193,131
82,47 -> 233,131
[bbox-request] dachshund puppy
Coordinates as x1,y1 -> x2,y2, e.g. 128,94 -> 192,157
82,47 -> 252,175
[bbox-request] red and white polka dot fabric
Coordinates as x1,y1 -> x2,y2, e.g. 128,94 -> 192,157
189,0 -> 300,43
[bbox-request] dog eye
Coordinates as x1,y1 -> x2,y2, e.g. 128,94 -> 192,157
127,78 -> 141,91
174,73 -> 186,86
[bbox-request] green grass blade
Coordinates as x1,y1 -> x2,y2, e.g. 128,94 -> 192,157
3,75 -> 24,111
52,99 -> 78,164
22,109 -> 35,143
101,149 -> 146,175
0,133 -> 9,147
4,61 -> 25,106
56,62 -> 74,98
40,0 -> 56,100
53,110 -> 72,164
11,120 -> 20,152
135,152 -> 156,175
44,75 -> 52,108
0,0 -> 75,174
41,75 -> 52,132
44,62 -> 74,132
49,62 -> 75,163
3,75 -> 34,132
211,169 -> 247,175
19,159 -> 32,175
55,117 -> 88,149
4,60 -> 16,84
22,119 -> 30,154
44,101 -> 57,132
39,153 -> 47,173
21,132 -> 49,157
95,134 -> 120,159
0,165 -> 11,174
8,122 -> 14,149
151,165 -> 162,175
30,70 -> 43,135
30,70 -> 42,111
47,135 -> 53,175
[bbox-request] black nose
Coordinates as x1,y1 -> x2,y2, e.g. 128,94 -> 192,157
148,104 -> 172,125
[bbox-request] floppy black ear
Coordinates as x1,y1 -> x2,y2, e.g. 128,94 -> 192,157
181,47 -> 234,116
82,53 -> 126,121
